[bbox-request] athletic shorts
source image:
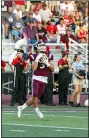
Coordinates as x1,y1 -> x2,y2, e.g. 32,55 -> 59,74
32,80 -> 46,98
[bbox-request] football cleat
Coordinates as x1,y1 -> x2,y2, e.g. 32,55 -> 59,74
36,112 -> 43,119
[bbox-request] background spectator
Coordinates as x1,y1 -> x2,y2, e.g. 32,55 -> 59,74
46,19 -> 59,43
57,18 -> 67,36
2,1 -> 88,45
33,8 -> 41,22
10,49 -> 28,106
69,54 -> 86,107
13,5 -> 22,18
72,10 -> 83,26
60,28 -> 77,50
39,3 -> 52,23
58,51 -> 70,105
24,10 -> 37,26
12,14 -> 23,41
77,23 -> 88,43
13,0 -> 26,13
2,7 -> 15,39
63,10 -> 73,27
23,20 -> 39,46
37,22 -> 47,42
60,1 -> 75,15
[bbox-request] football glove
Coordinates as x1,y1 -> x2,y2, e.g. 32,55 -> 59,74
40,54 -> 50,67
35,53 -> 45,62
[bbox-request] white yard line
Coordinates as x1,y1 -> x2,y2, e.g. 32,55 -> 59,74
2,110 -> 77,113
2,112 -> 88,119
55,129 -> 70,132
9,130 -> 26,132
2,123 -> 88,131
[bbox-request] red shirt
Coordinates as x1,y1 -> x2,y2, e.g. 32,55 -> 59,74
14,0 -> 26,5
64,16 -> 72,25
1,60 -> 6,68
79,30 -> 86,39
58,58 -> 68,66
46,25 -> 57,34
11,57 -> 27,68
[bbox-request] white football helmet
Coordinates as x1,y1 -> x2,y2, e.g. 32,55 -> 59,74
35,42 -> 46,52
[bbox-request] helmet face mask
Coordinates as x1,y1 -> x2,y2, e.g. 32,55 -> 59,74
38,46 -> 46,52
37,43 -> 46,52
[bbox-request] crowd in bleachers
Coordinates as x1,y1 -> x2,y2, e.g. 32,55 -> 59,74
2,1 -> 88,46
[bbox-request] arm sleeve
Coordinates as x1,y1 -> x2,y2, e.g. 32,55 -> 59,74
58,60 -> 62,66
11,57 -> 19,65
1,60 -> 6,68
72,63 -> 76,71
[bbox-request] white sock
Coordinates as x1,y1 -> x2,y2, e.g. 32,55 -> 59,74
35,107 -> 40,113
21,103 -> 27,110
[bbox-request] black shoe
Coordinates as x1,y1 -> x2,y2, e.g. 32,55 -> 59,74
69,101 -> 75,107
59,102 -> 64,105
75,103 -> 81,107
5,36 -> 9,39
10,102 -> 14,106
64,103 -> 68,105
47,103 -> 56,106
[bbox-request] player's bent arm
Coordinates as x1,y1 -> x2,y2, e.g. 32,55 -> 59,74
48,60 -> 55,72
32,53 -> 43,70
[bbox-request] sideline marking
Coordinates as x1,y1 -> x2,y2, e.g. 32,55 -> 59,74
2,123 -> 88,131
2,112 -> 88,119
2,110 -> 77,113
56,129 -> 70,132
9,130 -> 26,132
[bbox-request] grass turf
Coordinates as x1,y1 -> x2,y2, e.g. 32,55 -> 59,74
2,105 -> 88,137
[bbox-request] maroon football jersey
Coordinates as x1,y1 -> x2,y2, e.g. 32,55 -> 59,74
33,53 -> 51,77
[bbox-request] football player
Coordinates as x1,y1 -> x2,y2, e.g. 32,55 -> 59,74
17,42 -> 55,118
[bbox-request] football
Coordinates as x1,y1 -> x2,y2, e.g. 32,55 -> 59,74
84,99 -> 88,107
39,54 -> 48,63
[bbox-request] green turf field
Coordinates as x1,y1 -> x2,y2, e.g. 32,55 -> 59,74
2,105 -> 88,137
